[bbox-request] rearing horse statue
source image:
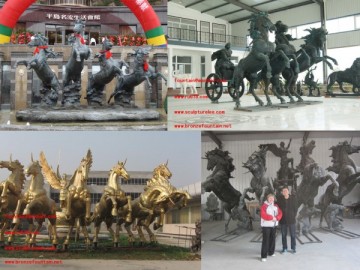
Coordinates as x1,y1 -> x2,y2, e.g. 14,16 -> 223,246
92,160 -> 132,247
233,12 -> 277,108
0,157 -> 25,242
8,156 -> 58,247
242,146 -> 274,203
282,27 -> 337,102
63,19 -> 92,106
86,38 -> 128,105
203,148 -> 253,233
108,47 -> 167,107
40,149 -> 93,249
15,34 -> 60,106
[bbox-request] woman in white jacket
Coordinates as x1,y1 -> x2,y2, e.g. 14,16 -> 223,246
260,193 -> 283,262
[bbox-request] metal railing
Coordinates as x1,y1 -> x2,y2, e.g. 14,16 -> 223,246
168,27 -> 246,47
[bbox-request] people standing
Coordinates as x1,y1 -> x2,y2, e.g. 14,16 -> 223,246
277,186 -> 297,254
260,193 -> 282,262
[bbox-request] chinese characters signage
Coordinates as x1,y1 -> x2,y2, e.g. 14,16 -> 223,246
46,14 -> 101,21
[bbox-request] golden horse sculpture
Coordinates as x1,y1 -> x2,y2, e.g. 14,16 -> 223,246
118,162 -> 191,244
40,149 -> 92,249
8,156 -> 58,246
92,160 -> 132,247
0,157 -> 26,242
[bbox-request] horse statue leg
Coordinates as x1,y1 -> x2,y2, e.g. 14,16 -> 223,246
125,196 -> 132,223
271,75 -> 286,104
8,199 -> 25,244
248,74 -> 264,106
63,218 -> 75,249
143,223 -> 157,243
79,217 -> 91,246
29,218 -> 44,246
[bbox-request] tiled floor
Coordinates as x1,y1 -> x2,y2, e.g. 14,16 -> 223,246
202,218 -> 360,270
168,93 -> 360,130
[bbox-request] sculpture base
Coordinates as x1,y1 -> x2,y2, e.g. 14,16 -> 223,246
234,100 -> 322,112
16,106 -> 160,122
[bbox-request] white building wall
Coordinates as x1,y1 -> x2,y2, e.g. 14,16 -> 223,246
326,0 -> 360,19
202,132 -> 360,220
169,2 -> 232,36
168,45 -> 247,89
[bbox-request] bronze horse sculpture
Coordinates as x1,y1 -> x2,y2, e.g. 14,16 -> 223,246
63,19 -> 93,106
16,34 -> 60,106
282,27 -> 337,102
327,58 -> 360,95
8,156 -> 58,246
0,158 -> 25,242
40,150 -> 93,249
116,162 -> 177,244
108,47 -> 167,107
318,140 -> 360,226
242,146 -> 274,203
233,12 -> 278,108
86,38 -> 129,105
203,148 -> 253,233
92,160 -> 132,247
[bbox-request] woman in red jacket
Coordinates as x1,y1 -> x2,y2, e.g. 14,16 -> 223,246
260,193 -> 283,262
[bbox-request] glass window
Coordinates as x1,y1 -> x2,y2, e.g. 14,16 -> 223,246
327,16 -> 355,34
212,23 -> 226,43
168,16 -> 196,41
173,56 -> 192,75
200,21 -> 210,43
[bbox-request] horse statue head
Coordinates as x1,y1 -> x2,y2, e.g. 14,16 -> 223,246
101,37 -> 114,51
302,27 -> 328,50
153,161 -> 172,180
110,160 -> 129,181
0,157 -> 25,212
327,140 -> 360,174
203,148 -> 235,174
350,58 -> 360,71
242,146 -> 267,180
0,157 -> 26,190
73,149 -> 92,185
73,19 -> 85,35
28,33 -> 48,48
25,154 -> 45,193
248,11 -> 276,41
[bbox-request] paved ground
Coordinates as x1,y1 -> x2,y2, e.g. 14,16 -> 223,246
168,93 -> 360,130
0,259 -> 201,270
202,218 -> 360,270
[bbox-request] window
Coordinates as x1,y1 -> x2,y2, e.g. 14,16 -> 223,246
212,23 -> 226,43
200,21 -> 210,43
327,16 -> 355,34
172,56 -> 192,74
90,193 -> 102,204
45,24 -> 63,45
168,16 -> 196,41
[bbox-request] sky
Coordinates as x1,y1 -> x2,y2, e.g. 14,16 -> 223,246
0,131 -> 200,188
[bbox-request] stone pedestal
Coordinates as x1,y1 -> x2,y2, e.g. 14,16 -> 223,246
152,53 -> 168,108
14,65 -> 28,110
